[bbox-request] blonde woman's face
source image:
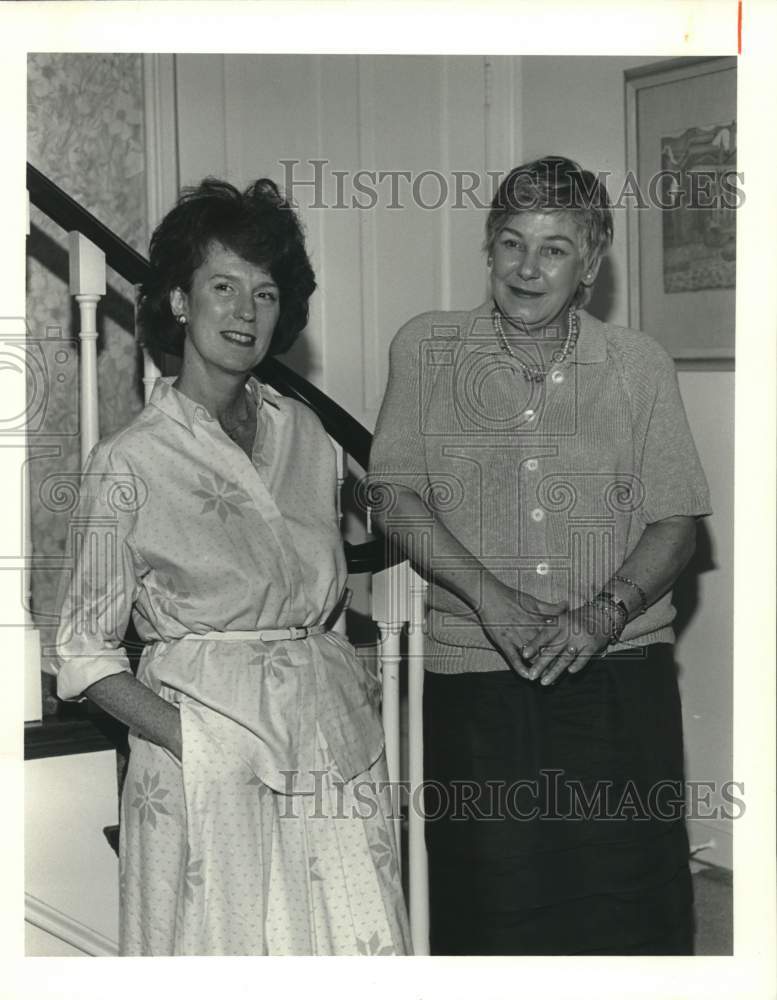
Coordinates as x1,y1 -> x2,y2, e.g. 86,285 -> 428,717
490,212 -> 598,334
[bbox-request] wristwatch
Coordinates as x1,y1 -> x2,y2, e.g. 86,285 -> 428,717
597,591 -> 629,642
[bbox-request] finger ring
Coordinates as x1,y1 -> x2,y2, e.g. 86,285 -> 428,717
544,617 -> 555,625
567,645 -> 577,655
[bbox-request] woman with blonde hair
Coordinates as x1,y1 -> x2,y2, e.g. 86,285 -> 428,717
370,156 -> 710,955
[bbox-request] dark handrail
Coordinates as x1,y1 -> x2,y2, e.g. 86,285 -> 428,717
27,162 -> 391,575
27,163 -> 150,285
257,358 -> 372,470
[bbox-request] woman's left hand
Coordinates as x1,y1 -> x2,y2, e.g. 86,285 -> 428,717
519,603 -> 612,686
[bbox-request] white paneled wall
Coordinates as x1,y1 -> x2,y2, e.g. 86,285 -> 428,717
168,54 -> 510,430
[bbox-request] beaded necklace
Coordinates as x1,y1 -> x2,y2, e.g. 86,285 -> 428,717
492,306 -> 579,383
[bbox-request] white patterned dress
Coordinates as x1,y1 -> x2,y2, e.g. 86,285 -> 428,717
55,377 -> 410,956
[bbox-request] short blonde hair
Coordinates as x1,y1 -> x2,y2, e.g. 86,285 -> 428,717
485,156 -> 613,303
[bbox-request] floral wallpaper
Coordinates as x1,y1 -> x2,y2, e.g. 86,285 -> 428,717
27,54 -> 147,710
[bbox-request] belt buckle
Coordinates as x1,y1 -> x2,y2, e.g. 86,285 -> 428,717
289,626 -> 308,640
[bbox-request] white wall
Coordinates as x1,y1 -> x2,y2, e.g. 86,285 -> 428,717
675,370 -> 734,868
519,55 -> 734,868
520,56 -> 656,328
172,54 -> 497,432
25,751 -> 120,953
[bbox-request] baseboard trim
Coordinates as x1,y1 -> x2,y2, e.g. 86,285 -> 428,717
25,893 -> 118,957
687,818 -> 733,871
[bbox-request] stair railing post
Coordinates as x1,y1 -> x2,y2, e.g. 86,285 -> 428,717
141,348 -> 161,405
331,439 -> 348,635
407,567 -> 429,954
68,232 -> 105,466
371,560 -> 411,869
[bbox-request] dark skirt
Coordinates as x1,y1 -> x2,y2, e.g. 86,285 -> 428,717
423,644 -> 694,955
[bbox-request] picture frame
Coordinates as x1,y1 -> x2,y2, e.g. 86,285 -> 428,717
625,57 -> 737,369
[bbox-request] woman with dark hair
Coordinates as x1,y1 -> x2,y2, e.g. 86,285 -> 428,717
369,156 -> 711,955
55,178 -> 410,956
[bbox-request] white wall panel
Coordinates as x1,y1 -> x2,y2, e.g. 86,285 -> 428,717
677,369 -> 735,869
222,54 -> 327,388
176,55 -> 229,186
317,57 -> 365,423
173,53 -> 497,431
25,752 -> 120,951
448,56 -> 500,312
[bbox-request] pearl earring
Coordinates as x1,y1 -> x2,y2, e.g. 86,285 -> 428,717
176,314 -> 187,325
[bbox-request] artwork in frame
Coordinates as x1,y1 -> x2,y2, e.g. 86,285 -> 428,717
625,57 -> 737,368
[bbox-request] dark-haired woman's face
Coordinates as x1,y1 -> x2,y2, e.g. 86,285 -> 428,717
170,242 -> 280,376
490,212 -> 597,334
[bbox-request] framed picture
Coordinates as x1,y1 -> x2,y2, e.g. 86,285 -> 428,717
625,57 -> 737,368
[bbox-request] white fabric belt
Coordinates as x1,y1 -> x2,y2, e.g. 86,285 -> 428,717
179,624 -> 330,642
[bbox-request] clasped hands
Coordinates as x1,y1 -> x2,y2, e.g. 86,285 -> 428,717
476,579 -> 612,686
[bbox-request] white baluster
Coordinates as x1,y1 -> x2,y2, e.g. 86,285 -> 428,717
23,418 -> 45,712
332,439 -> 345,525
407,567 -> 429,955
377,621 -> 402,863
68,232 -> 105,466
330,439 -> 348,635
372,562 -> 412,866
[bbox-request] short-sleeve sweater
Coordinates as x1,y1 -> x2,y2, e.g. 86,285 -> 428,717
369,302 -> 712,674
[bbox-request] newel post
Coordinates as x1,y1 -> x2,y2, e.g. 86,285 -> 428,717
68,232 -> 105,466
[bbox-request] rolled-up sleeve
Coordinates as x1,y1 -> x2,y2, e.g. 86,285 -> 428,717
54,443 -> 144,700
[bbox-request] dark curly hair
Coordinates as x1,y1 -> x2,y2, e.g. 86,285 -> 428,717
138,177 -> 316,359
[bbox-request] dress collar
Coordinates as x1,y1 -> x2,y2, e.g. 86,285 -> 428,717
149,375 -> 280,435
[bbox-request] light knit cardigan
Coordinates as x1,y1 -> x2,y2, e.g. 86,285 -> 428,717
370,302 -> 712,674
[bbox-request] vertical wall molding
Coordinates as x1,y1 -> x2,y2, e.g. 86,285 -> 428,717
485,55 -> 521,185
439,57 -> 452,311
142,54 -> 180,237
356,56 -> 381,415
309,55 -> 327,390
171,55 -> 503,424
223,56 -> 245,190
